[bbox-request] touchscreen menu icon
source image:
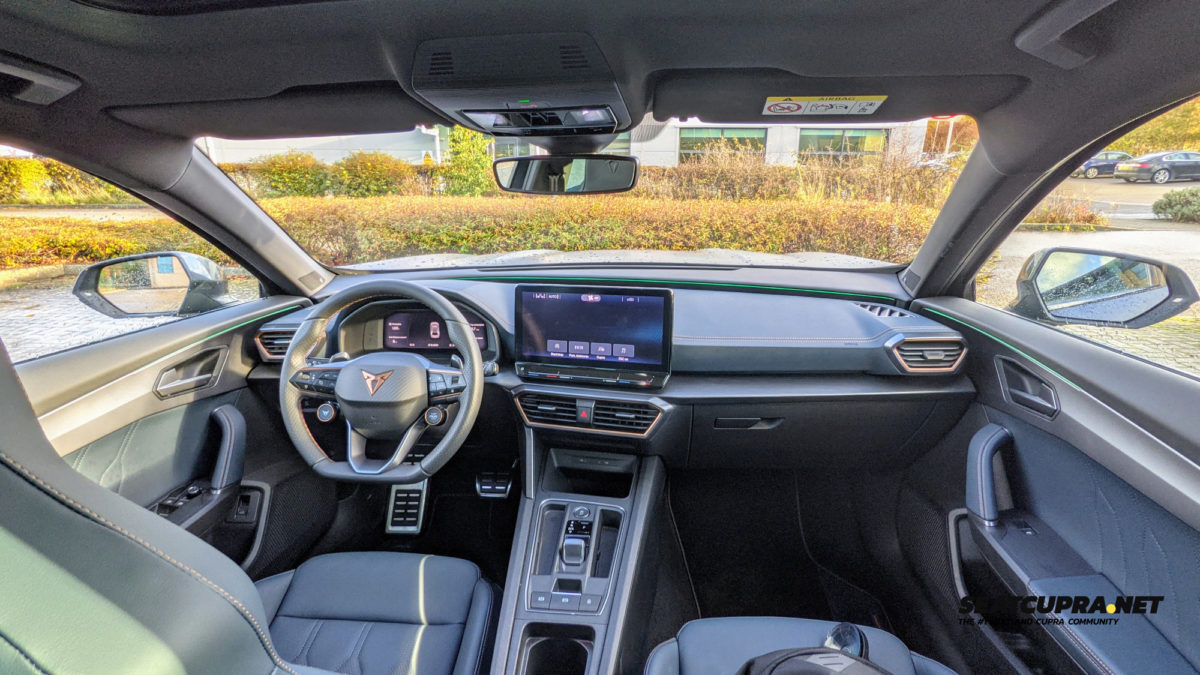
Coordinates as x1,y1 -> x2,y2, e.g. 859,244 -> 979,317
614,344 -> 635,358
547,339 -> 567,353
569,341 -> 590,355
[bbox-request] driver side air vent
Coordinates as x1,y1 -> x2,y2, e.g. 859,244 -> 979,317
254,329 -> 295,361
517,393 -> 577,426
892,338 -> 966,373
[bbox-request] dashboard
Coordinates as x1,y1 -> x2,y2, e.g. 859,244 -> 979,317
255,278 -> 973,467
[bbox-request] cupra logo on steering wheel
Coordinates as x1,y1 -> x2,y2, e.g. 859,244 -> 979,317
361,369 -> 394,396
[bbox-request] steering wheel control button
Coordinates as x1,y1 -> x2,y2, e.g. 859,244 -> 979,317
316,402 -> 338,423
530,591 -> 551,609
424,406 -> 446,426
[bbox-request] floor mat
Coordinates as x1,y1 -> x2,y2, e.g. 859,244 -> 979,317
669,470 -> 833,620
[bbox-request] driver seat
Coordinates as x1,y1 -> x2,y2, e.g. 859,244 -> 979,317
0,340 -> 494,675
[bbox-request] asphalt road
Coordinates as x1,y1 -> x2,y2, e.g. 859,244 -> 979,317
1052,176 -> 1199,221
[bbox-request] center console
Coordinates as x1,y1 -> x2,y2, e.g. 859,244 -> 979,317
493,433 -> 669,675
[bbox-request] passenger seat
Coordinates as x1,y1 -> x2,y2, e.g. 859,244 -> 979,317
645,617 -> 956,675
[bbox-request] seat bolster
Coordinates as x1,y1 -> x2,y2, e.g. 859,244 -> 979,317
644,638 -> 680,675
256,570 -> 296,625
912,653 -> 958,675
452,579 -> 498,675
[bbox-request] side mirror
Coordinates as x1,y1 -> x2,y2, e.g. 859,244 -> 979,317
494,154 -> 638,194
73,252 -> 231,318
1008,248 -> 1198,328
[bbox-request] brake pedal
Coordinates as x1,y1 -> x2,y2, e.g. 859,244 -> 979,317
475,471 -> 513,499
385,481 -> 427,534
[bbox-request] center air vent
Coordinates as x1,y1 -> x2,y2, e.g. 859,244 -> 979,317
855,303 -> 911,318
892,338 -> 966,373
592,400 -> 659,434
254,329 -> 295,361
516,392 -> 662,437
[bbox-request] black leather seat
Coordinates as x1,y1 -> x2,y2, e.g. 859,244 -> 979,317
645,617 -> 957,675
0,340 -> 493,675
257,552 -> 495,675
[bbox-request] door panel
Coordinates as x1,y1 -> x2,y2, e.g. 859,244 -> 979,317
63,390 -> 240,506
13,296 -> 318,569
914,297 -> 1200,674
20,297 -> 304,453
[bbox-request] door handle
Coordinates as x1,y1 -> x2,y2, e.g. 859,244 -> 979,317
154,347 -> 224,398
966,423 -> 1012,525
209,404 -> 246,494
997,357 -> 1059,417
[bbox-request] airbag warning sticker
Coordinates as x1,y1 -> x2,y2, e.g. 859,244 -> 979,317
762,96 -> 886,116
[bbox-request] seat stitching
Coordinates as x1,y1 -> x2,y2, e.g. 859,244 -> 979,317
0,630 -> 49,675
298,620 -> 324,664
0,451 -> 299,675
471,581 -> 493,675
274,614 -> 467,627
336,623 -> 371,674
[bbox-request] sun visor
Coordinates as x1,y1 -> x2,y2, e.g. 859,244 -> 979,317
107,82 -> 446,140
411,33 -> 632,138
652,70 -> 1027,124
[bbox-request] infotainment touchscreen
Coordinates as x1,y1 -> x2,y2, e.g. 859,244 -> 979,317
515,285 -> 672,371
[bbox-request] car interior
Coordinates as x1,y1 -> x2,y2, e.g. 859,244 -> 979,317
3,1 -> 1200,674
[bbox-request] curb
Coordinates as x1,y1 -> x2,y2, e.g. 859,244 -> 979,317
0,264 -> 88,290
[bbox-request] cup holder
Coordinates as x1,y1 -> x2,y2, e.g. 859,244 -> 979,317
520,623 -> 593,675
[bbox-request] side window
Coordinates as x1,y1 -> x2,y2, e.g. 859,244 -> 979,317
0,152 -> 262,363
975,96 -> 1200,379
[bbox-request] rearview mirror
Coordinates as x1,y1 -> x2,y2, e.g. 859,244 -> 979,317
1008,248 -> 1198,328
493,154 -> 638,194
73,251 -> 231,318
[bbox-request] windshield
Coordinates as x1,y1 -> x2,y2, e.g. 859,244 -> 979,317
204,117 -> 985,271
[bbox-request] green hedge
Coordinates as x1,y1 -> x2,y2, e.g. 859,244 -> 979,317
1153,188 -> 1200,223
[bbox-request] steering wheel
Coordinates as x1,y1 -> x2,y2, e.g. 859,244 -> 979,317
278,280 -> 484,483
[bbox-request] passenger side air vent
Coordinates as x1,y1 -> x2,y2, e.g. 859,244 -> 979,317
427,51 -> 455,77
892,338 -> 966,373
517,393 -> 578,426
855,303 -> 911,318
592,400 -> 660,434
254,329 -> 295,361
559,44 -> 589,70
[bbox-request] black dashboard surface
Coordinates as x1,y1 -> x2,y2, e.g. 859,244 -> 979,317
259,278 -> 963,376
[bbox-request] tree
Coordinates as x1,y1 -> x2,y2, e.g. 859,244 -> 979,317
1108,98 -> 1200,156
443,127 -> 496,196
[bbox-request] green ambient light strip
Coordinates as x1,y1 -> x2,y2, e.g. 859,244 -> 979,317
923,308 -> 1083,392
449,275 -> 897,302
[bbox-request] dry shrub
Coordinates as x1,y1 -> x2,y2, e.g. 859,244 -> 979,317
0,216 -> 224,268
1023,195 -> 1106,227
262,195 -> 936,267
632,139 -> 959,209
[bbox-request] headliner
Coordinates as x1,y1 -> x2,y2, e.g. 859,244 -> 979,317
0,0 -> 1198,180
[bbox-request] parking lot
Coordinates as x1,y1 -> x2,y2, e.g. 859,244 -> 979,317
1053,176 -> 1196,221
